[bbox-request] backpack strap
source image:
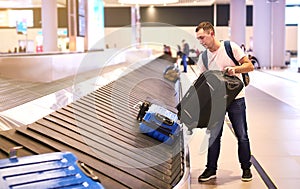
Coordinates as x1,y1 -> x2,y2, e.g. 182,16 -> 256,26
201,50 -> 208,70
202,40 -> 238,70
224,40 -> 240,66
202,41 -> 241,68
224,40 -> 250,86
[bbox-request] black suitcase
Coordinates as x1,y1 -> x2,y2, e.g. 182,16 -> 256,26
176,70 -> 243,130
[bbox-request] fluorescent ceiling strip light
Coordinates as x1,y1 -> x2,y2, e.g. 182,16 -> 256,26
118,0 -> 179,5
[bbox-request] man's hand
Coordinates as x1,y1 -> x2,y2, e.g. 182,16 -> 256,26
224,67 -> 235,76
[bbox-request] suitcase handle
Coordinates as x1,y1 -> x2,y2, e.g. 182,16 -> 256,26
223,68 -> 229,76
133,101 -> 143,110
77,161 -> 101,182
9,146 -> 23,159
155,113 -> 174,126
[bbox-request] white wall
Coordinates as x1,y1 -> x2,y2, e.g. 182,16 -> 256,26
0,29 -> 40,53
0,28 -> 69,53
105,26 -> 298,54
0,26 -> 298,53
286,26 -> 298,51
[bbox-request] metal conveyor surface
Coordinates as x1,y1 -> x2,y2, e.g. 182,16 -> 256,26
0,55 -> 189,189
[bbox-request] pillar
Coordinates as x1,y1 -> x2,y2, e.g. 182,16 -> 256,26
253,0 -> 285,68
298,19 -> 300,72
41,0 -> 58,52
86,0 -> 105,50
271,0 -> 285,68
68,0 -> 77,51
230,0 -> 246,46
131,5 -> 141,46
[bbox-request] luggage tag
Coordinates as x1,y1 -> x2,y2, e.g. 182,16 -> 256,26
135,101 -> 151,122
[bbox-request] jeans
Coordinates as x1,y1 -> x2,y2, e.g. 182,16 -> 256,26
206,97 -> 252,171
182,54 -> 187,72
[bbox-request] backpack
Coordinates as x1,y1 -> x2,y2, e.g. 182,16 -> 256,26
201,40 -> 250,86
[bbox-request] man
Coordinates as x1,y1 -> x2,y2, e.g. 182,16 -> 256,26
195,21 -> 254,182
181,39 -> 190,72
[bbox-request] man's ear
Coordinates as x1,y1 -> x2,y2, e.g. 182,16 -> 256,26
210,31 -> 214,36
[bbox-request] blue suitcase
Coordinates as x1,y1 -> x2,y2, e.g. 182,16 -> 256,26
0,151 -> 105,189
139,104 -> 180,145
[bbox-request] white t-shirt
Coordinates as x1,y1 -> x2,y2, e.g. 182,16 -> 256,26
197,41 -> 246,99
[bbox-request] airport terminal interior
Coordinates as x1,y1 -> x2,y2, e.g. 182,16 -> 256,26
0,0 -> 300,189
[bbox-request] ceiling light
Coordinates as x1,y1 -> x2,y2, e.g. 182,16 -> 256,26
118,0 -> 179,5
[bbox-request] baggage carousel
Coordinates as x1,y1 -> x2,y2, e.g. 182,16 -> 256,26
0,55 -> 190,189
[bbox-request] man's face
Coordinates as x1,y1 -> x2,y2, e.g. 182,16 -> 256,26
196,28 -> 213,49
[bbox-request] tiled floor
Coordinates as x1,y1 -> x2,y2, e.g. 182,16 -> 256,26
1,55 -> 300,188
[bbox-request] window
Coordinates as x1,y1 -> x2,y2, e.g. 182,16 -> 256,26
285,5 -> 300,26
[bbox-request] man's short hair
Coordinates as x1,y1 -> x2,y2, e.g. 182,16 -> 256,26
195,21 -> 215,34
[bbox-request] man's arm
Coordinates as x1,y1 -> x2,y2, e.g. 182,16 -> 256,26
226,56 -> 254,75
